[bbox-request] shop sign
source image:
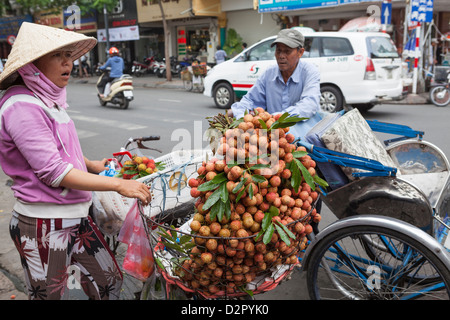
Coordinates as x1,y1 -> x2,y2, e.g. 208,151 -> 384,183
104,0 -> 138,29
258,0 -> 338,12
34,10 -> 64,28
0,15 -> 33,41
138,0 -> 191,23
258,0 -> 383,12
63,7 -> 97,33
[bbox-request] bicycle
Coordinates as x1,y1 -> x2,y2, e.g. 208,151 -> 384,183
181,63 -> 208,93
429,66 -> 450,107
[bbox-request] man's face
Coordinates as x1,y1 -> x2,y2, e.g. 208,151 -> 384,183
275,43 -> 304,75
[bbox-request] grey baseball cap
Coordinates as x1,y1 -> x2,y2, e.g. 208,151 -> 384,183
271,29 -> 305,48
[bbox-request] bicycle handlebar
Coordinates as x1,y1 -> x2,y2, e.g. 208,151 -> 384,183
135,135 -> 160,141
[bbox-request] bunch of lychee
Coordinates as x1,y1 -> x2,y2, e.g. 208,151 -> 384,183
178,108 -> 324,297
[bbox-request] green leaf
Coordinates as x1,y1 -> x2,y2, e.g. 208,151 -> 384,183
261,211 -> 272,231
263,223 -> 274,245
274,223 -> 290,246
162,241 -> 183,252
268,205 -> 280,217
224,199 -> 231,219
219,182 -> 229,202
248,183 -> 253,199
197,173 -> 227,191
290,161 -> 301,193
202,187 -> 222,210
232,178 -> 247,194
292,151 -> 308,158
236,188 -> 246,203
179,235 -> 192,245
211,199 -> 225,221
155,161 -> 166,171
248,163 -> 270,170
124,169 -> 138,175
227,162 -> 239,168
294,158 -> 315,190
275,220 -> 296,240
258,119 -> 268,130
251,174 -> 267,183
313,174 -> 329,188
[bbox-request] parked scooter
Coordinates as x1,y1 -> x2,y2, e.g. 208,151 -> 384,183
430,68 -> 450,107
132,56 -> 157,77
157,56 -> 183,78
97,70 -> 134,109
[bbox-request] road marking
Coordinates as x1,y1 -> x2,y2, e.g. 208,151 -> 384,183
158,98 -> 182,103
70,114 -> 147,130
76,129 -> 99,139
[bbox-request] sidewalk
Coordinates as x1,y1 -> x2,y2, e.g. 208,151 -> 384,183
0,171 -> 27,300
70,73 -> 185,90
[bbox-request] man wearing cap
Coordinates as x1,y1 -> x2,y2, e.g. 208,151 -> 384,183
230,28 -> 320,132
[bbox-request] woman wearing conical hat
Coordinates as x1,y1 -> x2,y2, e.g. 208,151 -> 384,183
0,22 -> 151,300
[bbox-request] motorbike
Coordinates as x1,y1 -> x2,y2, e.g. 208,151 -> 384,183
97,70 -> 134,109
429,67 -> 450,107
131,56 -> 157,77
156,56 -> 183,78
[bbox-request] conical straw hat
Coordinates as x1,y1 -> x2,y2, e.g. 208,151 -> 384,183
0,22 -> 97,89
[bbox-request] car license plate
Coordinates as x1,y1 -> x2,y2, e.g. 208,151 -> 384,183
124,90 -> 133,98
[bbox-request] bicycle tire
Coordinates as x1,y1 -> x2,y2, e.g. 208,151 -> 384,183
430,86 -> 450,107
306,217 -> 450,300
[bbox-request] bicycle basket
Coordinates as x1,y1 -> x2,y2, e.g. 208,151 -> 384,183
192,65 -> 207,77
143,200 -> 317,299
95,149 -> 213,234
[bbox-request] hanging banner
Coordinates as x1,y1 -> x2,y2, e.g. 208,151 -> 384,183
97,25 -> 139,42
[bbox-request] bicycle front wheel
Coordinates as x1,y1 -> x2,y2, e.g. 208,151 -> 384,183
306,218 -> 450,300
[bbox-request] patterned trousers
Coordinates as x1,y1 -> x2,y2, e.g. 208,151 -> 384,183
9,212 -> 123,300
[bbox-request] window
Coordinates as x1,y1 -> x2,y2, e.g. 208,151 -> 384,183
303,37 -> 320,58
367,37 -> 399,58
321,38 -> 353,57
246,40 -> 276,61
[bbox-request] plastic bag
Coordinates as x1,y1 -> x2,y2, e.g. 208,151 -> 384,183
119,200 -> 155,281
91,192 -> 124,236
99,158 -> 120,177
140,270 -> 167,300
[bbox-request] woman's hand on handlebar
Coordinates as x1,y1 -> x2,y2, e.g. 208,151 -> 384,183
84,157 -> 109,174
116,179 -> 152,206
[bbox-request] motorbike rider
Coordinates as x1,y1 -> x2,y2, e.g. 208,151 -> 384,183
97,47 -> 124,98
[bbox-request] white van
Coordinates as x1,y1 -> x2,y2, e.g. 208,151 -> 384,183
203,31 -> 404,113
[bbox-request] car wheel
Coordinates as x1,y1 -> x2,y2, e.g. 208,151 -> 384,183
213,82 -> 235,109
320,86 -> 343,113
353,103 -> 375,113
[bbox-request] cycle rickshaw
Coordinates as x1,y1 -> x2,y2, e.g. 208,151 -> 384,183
297,108 -> 450,299
95,108 -> 450,300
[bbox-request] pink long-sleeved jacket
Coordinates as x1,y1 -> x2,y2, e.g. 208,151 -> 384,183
0,85 -> 91,218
